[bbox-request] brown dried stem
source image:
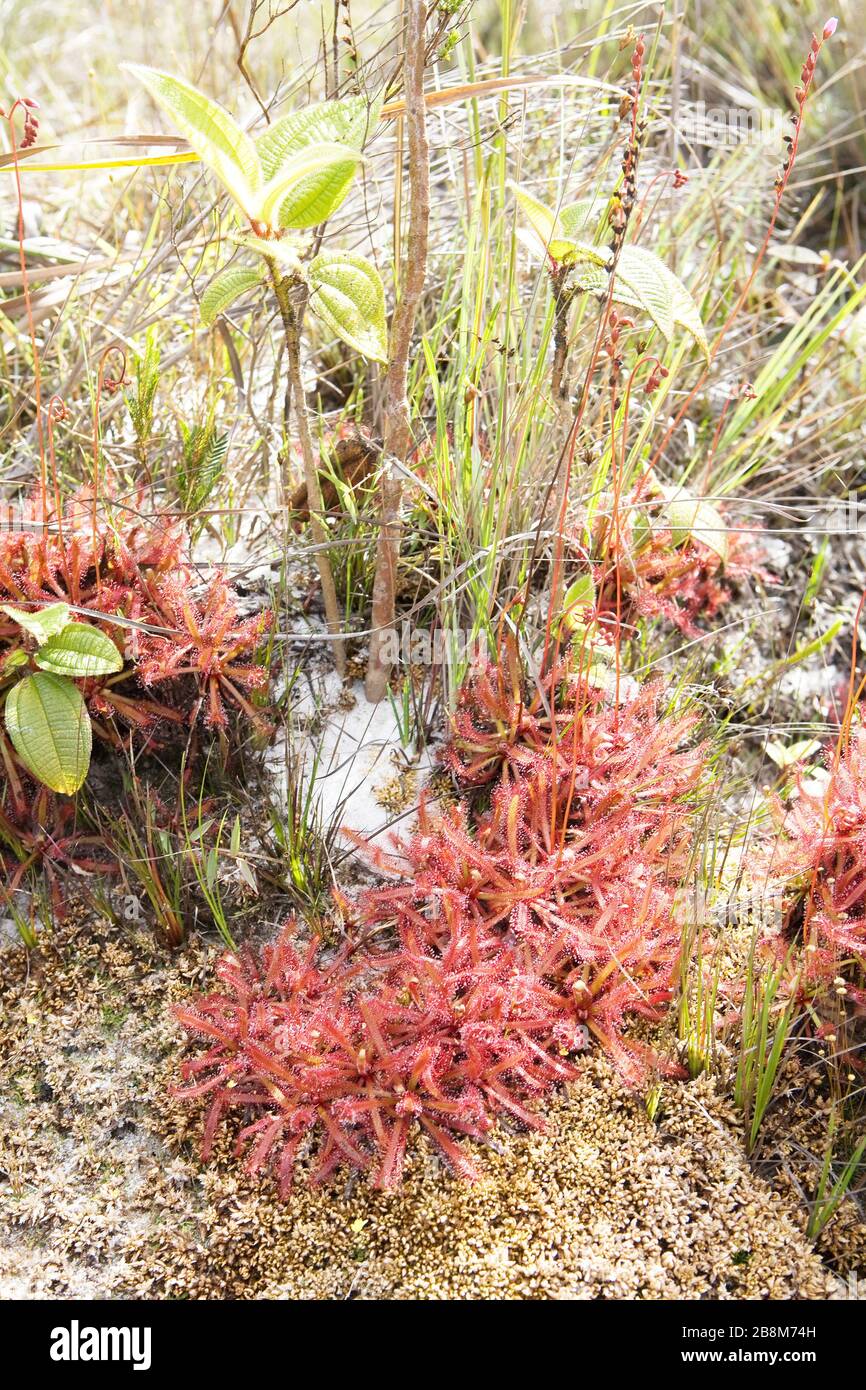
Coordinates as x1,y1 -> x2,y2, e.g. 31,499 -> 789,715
270,260 -> 345,675
365,0 -> 430,703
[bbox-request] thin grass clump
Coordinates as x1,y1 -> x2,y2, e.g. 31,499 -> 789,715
174,651 -> 705,1192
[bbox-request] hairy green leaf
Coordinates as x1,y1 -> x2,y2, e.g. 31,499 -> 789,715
309,251 -> 388,362
1,601 -> 71,645
124,65 -> 262,214
613,246 -> 708,355
4,672 -> 92,794
662,264 -> 710,357
200,267 -> 263,326
230,232 -> 303,273
257,142 -> 363,229
570,263 -> 610,294
569,243 -> 709,356
510,182 -> 584,263
614,247 -> 676,340
558,197 -> 607,240
256,95 -> 379,229
257,94 -> 381,179
35,623 -> 124,678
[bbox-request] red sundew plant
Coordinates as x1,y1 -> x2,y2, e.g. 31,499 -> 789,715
591,488 -> 774,639
174,930 -> 581,1192
0,480 -> 272,873
0,480 -> 271,718
175,653 -> 706,1191
764,724 -> 866,1007
134,572 -> 272,731
0,785 -> 113,912
0,483 -> 185,617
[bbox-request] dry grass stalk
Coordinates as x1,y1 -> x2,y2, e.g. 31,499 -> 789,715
365,0 -> 430,703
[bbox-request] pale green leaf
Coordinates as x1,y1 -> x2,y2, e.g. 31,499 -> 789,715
4,672 -> 92,794
561,575 -> 595,632
571,255 -> 646,312
257,94 -> 381,179
766,738 -> 822,769
236,857 -> 258,894
614,246 -> 676,341
665,494 -> 728,563
511,182 -> 556,244
124,65 -> 262,214
1,649 -> 29,676
558,197 -> 607,240
582,643 -> 640,701
200,267 -> 264,326
230,232 -> 303,273
255,142 -> 363,229
309,251 -> 388,363
631,508 -> 654,553
559,240 -> 610,269
34,623 -> 124,678
662,264 -> 709,357
1,601 -> 71,645
256,95 -> 381,225
510,182 -> 582,263
570,262 -> 610,295
568,242 -> 708,356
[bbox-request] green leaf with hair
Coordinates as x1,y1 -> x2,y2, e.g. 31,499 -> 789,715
230,232 -> 303,273
34,623 -> 124,678
257,142 -> 364,229
257,94 -> 381,228
199,267 -> 264,326
124,64 -> 262,216
4,672 -> 92,794
309,251 -> 388,362
1,601 -> 71,645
